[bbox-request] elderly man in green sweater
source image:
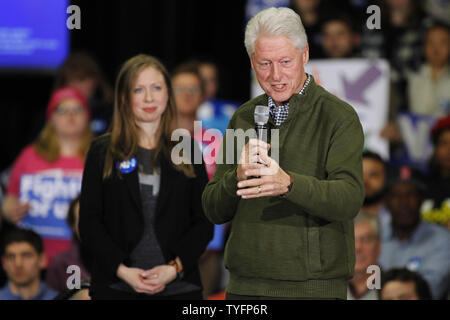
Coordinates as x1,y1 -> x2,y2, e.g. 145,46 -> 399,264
202,7 -> 364,300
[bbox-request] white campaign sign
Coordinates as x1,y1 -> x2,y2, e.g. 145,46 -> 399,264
251,58 -> 391,159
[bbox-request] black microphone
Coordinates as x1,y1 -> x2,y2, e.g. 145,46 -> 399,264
254,105 -> 269,142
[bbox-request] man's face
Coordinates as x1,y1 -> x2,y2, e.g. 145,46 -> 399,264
386,183 -> 422,229
425,28 -> 450,68
435,129 -> 450,172
2,242 -> 44,287
354,221 -> 380,274
381,280 -> 419,300
363,158 -> 386,202
321,21 -> 355,58
251,36 -> 309,106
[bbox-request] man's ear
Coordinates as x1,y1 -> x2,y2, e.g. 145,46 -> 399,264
38,253 -> 47,269
303,43 -> 310,65
250,54 -> 255,71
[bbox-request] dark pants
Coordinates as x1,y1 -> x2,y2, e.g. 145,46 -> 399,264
226,292 -> 341,300
91,286 -> 203,300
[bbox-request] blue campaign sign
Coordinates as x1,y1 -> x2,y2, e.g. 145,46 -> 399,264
196,99 -> 240,134
394,112 -> 437,171
0,0 -> 69,70
18,172 -> 81,240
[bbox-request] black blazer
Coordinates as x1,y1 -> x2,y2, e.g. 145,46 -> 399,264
79,135 -> 213,293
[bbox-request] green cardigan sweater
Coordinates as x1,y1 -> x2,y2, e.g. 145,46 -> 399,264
201,76 -> 364,299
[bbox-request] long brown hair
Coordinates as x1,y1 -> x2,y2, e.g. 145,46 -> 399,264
103,54 -> 195,179
34,123 -> 94,162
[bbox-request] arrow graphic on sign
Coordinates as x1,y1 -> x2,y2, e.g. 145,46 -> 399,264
341,65 -> 382,105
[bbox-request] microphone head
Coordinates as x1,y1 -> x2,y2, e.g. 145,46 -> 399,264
254,105 -> 269,126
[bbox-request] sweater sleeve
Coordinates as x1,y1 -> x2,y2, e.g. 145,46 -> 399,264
285,116 -> 365,222
202,120 -> 241,225
78,139 -> 128,280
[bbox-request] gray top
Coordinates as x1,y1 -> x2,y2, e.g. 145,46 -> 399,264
110,147 -> 200,296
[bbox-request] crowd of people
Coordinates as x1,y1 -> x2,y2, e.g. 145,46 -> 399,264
0,1 -> 449,300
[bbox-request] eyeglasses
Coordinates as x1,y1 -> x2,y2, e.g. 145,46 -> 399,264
54,105 -> 85,115
355,235 -> 378,244
173,86 -> 202,95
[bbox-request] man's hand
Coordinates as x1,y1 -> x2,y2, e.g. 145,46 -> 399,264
236,138 -> 269,181
236,139 -> 291,198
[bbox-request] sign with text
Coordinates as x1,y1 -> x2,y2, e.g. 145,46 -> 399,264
19,171 -> 81,240
251,58 -> 391,159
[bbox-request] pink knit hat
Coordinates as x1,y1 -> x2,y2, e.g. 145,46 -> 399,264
46,87 -> 90,120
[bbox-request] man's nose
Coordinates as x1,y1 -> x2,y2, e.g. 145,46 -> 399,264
14,256 -> 23,267
271,63 -> 281,81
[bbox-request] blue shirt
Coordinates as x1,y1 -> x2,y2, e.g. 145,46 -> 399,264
378,220 -> 450,299
0,282 -> 58,300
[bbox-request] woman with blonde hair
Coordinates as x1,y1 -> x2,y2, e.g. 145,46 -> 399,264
79,54 -> 213,300
2,86 -> 93,264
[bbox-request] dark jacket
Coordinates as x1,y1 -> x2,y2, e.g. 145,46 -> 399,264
79,135 -> 213,295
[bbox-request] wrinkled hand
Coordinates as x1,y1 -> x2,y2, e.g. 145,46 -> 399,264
140,265 -> 177,295
2,195 -> 30,224
236,139 -> 291,199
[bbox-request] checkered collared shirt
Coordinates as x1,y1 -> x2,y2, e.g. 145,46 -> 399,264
268,73 -> 311,126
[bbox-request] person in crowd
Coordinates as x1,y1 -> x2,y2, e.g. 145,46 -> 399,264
361,151 -> 391,234
0,211 -> 17,288
407,24 -> 450,117
0,228 -> 57,300
423,0 -> 450,26
380,268 -> 432,300
320,13 -> 361,59
54,51 -> 114,135
290,0 -> 324,59
1,87 -> 93,265
172,62 -> 205,136
379,165 -> 450,299
347,211 -> 381,300
172,61 -> 227,298
361,0 -> 425,85
422,115 -> 450,230
365,0 -> 426,146
45,195 -> 90,293
198,61 -> 219,101
79,54 -> 213,300
202,7 -> 364,300
196,59 -> 238,135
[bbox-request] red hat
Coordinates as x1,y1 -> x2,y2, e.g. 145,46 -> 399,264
46,87 -> 90,120
430,115 -> 450,144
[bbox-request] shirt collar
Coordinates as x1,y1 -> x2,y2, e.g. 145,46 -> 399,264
268,73 -> 311,108
5,281 -> 49,300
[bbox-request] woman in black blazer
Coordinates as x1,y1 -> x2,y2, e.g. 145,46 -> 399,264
79,54 -> 213,300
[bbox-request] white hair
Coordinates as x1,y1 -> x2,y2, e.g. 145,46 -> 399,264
244,7 -> 308,57
354,211 -> 380,239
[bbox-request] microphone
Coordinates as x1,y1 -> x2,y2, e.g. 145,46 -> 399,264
254,105 -> 269,142
250,106 -> 269,177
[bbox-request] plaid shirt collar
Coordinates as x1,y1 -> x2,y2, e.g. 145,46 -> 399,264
268,73 -> 311,126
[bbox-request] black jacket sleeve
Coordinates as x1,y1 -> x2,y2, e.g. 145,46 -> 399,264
78,138 -> 127,281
